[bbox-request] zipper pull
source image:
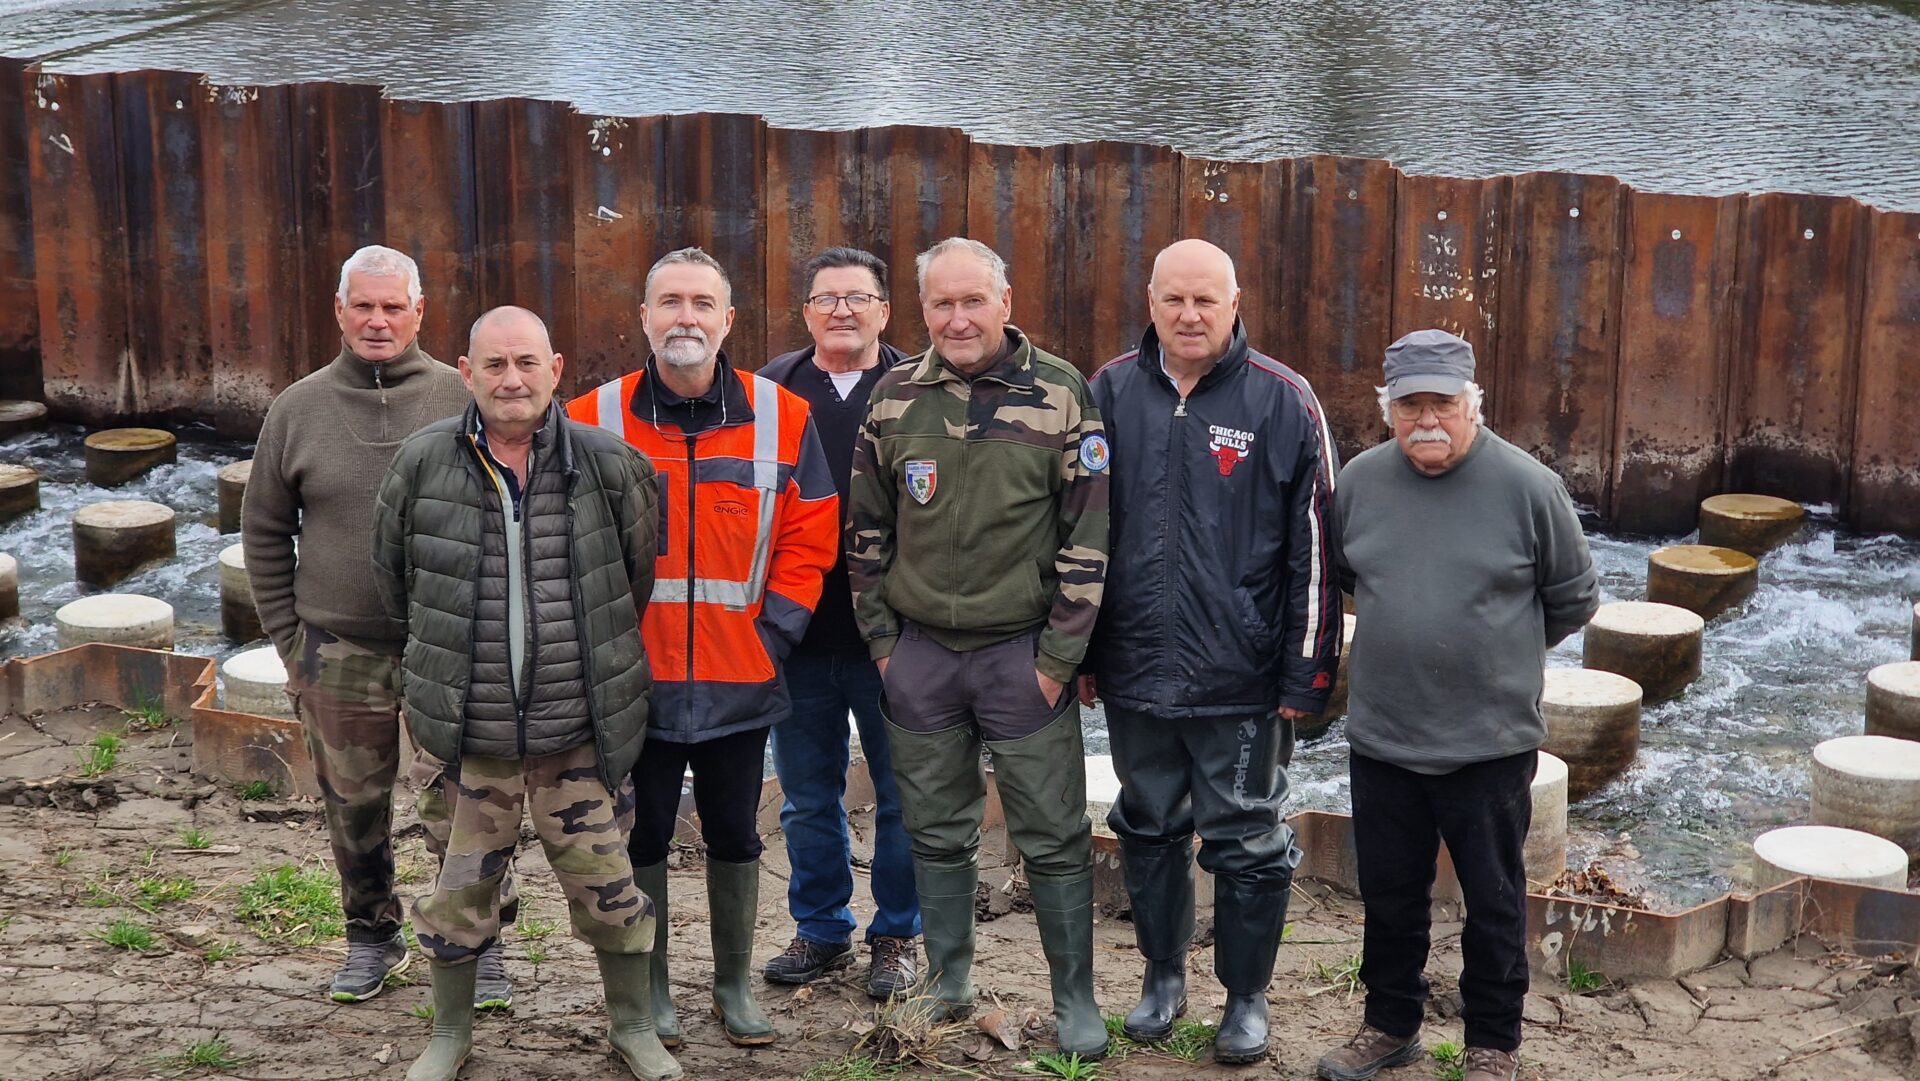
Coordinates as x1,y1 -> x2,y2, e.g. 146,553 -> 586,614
1174,398 -> 1187,418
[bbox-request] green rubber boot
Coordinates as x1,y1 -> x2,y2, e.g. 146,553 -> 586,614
884,718 -> 991,1020
706,857 -> 775,1046
913,857 -> 980,1018
598,949 -> 683,1081
1030,872 -> 1111,1058
632,859 -> 682,1049
406,959 -> 476,1081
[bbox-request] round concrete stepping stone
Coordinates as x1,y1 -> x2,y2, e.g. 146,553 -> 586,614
1085,754 -> 1121,838
83,427 -> 177,488
0,463 -> 39,523
217,543 -> 264,643
1697,494 -> 1804,558
222,646 -> 291,717
1646,544 -> 1758,621
1866,661 -> 1920,744
0,552 -> 17,621
1811,735 -> 1920,857
1753,825 -> 1909,891
0,400 -> 48,440
55,593 -> 174,649
72,499 -> 176,587
1526,750 -> 1570,886
1582,601 -> 1703,703
1298,613 -> 1358,741
1541,668 -> 1643,802
217,459 -> 252,534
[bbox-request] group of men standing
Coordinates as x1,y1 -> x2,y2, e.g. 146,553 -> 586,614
243,228 -> 1595,1081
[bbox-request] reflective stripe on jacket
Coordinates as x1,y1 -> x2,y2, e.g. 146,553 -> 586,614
568,365 -> 839,743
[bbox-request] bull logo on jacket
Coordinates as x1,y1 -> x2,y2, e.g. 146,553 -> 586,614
1208,424 -> 1255,477
905,459 -> 938,505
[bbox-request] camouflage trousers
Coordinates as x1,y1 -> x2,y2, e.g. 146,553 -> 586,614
412,741 -> 653,963
289,623 -> 514,943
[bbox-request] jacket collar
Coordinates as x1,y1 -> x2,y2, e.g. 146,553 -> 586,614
908,326 -> 1036,389
463,399 -> 573,474
762,340 -> 910,384
631,350 -> 755,432
328,339 -> 434,388
1135,318 -> 1250,395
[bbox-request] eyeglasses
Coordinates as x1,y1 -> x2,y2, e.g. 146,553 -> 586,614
806,292 -> 880,314
1390,397 -> 1465,420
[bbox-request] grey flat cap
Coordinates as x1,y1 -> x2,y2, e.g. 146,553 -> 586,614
1383,329 -> 1475,399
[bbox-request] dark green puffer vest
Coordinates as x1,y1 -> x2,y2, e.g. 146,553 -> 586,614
373,402 -> 659,791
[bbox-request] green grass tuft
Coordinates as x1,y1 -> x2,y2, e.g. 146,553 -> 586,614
516,916 -> 561,941
202,940 -> 240,963
53,849 -> 75,869
236,779 -> 276,800
234,865 -> 344,945
1019,1051 -> 1100,1080
134,873 -> 198,911
75,732 -> 121,778
524,943 -> 549,966
149,1035 -> 249,1073
179,828 -> 213,850
93,917 -> 157,951
801,1056 -> 904,1081
1313,952 -> 1364,999
1567,958 -> 1606,993
1432,1039 -> 1465,1081
1161,1018 -> 1218,1062
410,1003 -> 435,1021
121,689 -> 174,732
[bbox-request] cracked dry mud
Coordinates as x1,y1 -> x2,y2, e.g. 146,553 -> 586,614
2,705 -> 1917,1080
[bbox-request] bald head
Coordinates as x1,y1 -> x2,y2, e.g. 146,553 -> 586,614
460,305 -> 564,439
1148,239 -> 1242,368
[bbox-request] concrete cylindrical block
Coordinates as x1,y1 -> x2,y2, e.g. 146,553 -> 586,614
72,500 -> 176,587
83,427 -> 177,488
1298,613 -> 1358,741
1582,601 -> 1703,703
1085,754 -> 1120,838
1646,544 -> 1758,621
1866,662 -> 1920,743
0,463 -> 39,524
222,646 -> 291,717
1526,751 -> 1570,886
0,400 -> 48,440
1541,668 -> 1643,802
1752,825 -> 1909,892
1811,735 -> 1920,857
0,553 -> 17,621
1697,494 -> 1805,558
218,543 -> 264,643
217,459 -> 252,534
55,593 -> 174,649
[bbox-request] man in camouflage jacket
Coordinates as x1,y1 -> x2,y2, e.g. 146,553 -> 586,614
847,237 -> 1111,1058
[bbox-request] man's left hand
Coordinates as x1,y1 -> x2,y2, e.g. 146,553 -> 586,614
1277,706 -> 1312,721
1037,670 -> 1066,708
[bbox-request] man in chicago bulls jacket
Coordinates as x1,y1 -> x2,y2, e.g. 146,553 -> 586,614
1084,238 -> 1342,1065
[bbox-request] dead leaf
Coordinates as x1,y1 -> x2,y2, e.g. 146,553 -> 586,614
847,1018 -> 876,1038
962,1033 -> 997,1061
976,1007 -> 1023,1052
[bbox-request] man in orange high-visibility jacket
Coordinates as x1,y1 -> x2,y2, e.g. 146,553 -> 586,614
568,247 -> 838,1051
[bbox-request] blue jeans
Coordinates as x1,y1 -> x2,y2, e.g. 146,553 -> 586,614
769,647 -> 921,946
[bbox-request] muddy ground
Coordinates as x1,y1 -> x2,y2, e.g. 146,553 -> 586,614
2,705 -> 1918,1081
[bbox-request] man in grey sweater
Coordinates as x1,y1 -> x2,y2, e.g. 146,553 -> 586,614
241,245 -> 478,1004
1316,330 -> 1598,1081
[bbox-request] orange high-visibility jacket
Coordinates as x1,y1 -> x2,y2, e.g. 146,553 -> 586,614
568,364 -> 839,743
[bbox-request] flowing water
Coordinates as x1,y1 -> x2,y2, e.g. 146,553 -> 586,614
4,425 -> 1917,907
2,0 -> 1919,208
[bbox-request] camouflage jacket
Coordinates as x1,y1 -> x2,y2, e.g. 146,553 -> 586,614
847,326 -> 1110,683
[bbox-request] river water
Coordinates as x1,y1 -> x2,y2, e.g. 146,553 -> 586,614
2,0 -> 1919,209
3,425 -> 1917,907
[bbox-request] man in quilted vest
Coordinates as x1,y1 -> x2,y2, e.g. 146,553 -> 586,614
373,306 -> 676,1081
567,248 -> 839,1050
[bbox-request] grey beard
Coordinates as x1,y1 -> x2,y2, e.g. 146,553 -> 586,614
660,338 -> 709,368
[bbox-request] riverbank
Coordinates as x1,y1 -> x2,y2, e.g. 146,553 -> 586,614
3,704 -> 1918,1081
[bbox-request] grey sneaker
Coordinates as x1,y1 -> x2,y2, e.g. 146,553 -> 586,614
474,941 -> 514,1010
1316,1025 -> 1422,1081
329,934 -> 411,1002
866,936 -> 918,1000
1462,1047 -> 1519,1081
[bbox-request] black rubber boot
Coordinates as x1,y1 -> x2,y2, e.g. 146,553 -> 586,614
632,859 -> 682,1049
598,949 -> 683,1081
1119,835 -> 1194,1041
406,959 -> 476,1081
1212,873 -> 1291,1064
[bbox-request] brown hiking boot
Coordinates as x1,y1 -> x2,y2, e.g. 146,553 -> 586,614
761,936 -> 854,985
1463,1047 -> 1519,1081
866,936 -> 918,999
1315,1025 -> 1423,1081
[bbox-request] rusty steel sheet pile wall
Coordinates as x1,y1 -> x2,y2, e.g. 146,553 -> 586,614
4,66 -> 1920,532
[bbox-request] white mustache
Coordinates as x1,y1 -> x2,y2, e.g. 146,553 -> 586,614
1407,428 -> 1452,445
665,327 -> 706,344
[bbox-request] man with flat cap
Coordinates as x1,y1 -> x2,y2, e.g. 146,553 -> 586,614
1316,329 -> 1597,1081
